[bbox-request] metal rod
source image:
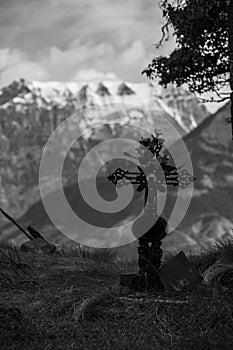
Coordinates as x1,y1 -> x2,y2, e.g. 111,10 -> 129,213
0,208 -> 33,241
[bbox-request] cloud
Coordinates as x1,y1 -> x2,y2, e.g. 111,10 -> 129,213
120,40 -> 146,65
1,61 -> 48,87
40,40 -> 115,78
0,48 -> 48,87
0,0 -> 163,52
0,0 -> 176,86
73,69 -> 117,82
39,39 -> 148,80
0,48 -> 21,70
0,38 -> 150,86
0,45 -> 118,86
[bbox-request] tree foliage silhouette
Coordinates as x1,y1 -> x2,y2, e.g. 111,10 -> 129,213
143,0 -> 233,138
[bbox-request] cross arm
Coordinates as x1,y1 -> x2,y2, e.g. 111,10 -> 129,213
162,167 -> 196,189
108,166 -> 196,190
107,167 -> 146,188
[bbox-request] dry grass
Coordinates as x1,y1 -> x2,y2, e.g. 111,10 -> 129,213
1,237 -> 233,349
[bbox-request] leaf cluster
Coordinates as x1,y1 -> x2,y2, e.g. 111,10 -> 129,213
143,0 -> 229,95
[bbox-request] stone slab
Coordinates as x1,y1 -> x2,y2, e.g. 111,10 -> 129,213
159,251 -> 203,291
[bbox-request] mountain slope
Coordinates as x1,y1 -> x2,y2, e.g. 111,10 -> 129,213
168,102 -> 233,246
1,101 -> 229,253
0,79 -> 209,219
0,79 -> 208,133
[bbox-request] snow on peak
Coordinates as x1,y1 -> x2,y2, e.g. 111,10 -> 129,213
0,79 -> 209,133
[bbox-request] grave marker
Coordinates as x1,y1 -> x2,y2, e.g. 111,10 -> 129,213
108,129 -> 196,291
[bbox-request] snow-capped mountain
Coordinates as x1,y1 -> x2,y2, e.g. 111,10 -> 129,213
1,101 -> 231,256
1,79 -> 232,255
0,78 -> 209,224
0,78 -> 208,133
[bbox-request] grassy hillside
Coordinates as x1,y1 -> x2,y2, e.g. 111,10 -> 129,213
1,238 -> 233,349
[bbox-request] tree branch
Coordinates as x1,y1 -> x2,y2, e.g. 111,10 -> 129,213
155,22 -> 171,49
197,95 -> 230,103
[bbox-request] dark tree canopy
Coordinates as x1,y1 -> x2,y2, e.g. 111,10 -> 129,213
143,0 -> 230,100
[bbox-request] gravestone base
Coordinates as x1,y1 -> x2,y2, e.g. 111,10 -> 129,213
120,270 -> 165,292
120,272 -> 145,292
146,270 -> 165,291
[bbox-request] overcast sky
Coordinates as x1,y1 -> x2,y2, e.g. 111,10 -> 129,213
0,0 -> 176,87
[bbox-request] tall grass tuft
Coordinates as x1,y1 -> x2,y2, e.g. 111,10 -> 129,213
0,238 -> 36,288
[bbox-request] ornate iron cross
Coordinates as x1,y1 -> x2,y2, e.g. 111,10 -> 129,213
108,129 -> 195,217
107,129 -> 196,291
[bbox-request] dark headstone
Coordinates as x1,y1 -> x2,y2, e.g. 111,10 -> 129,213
27,226 -> 45,240
159,251 -> 203,291
20,238 -> 56,254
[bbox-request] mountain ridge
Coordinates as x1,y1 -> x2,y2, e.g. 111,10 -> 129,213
0,78 -> 209,218
0,78 -> 208,132
168,102 -> 233,248
2,79 -> 231,255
